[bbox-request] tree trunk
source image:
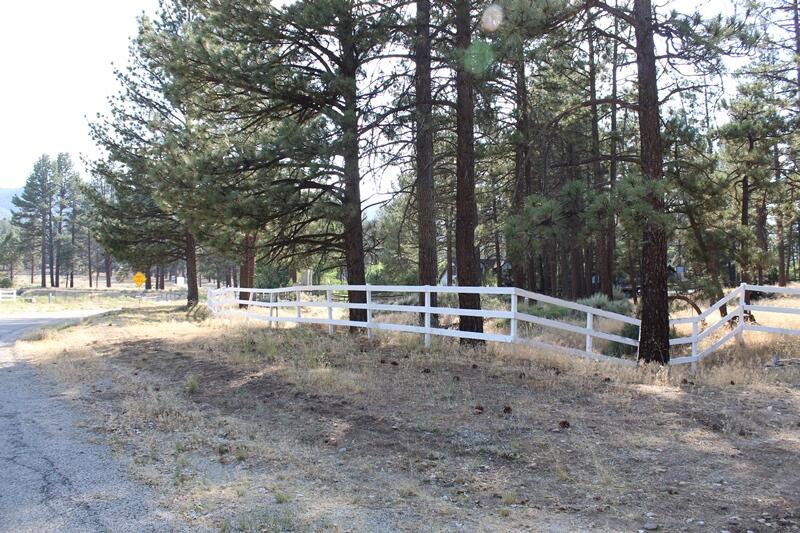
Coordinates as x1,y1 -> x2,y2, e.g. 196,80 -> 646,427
416,0 -> 439,320
104,254 -> 112,288
454,0 -> 483,337
446,212 -> 453,285
186,233 -> 199,307
238,233 -> 257,306
87,235 -> 93,288
340,14 -> 367,325
40,220 -> 47,288
741,135 -> 753,305
491,190 -> 503,287
687,209 -> 727,317
607,11 -> 620,298
634,0 -> 670,364
778,215 -> 787,287
511,46 -> 530,289
145,268 -> 152,290
588,12 -> 612,299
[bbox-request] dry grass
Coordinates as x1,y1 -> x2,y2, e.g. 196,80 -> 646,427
15,300 -> 800,532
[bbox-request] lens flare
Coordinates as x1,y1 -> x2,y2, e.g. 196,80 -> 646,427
480,4 -> 504,33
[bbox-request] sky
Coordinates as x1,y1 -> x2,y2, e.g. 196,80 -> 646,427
0,0 -> 734,191
0,0 -> 160,189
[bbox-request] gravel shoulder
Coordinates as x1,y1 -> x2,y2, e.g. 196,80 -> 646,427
0,311 -> 195,533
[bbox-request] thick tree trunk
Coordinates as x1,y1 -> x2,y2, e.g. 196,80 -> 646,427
454,0 -> 483,337
340,15 -> 367,325
634,0 -> 670,364
416,0 -> 438,320
186,233 -> 199,307
145,268 -> 152,290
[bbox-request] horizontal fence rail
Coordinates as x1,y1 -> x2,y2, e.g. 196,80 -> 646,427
0,289 -> 16,302
206,282 -> 800,368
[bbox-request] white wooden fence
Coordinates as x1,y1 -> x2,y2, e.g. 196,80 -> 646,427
206,283 -> 800,368
0,289 -> 16,302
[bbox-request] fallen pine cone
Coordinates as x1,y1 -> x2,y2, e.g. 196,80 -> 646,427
503,405 -> 512,414
559,420 -> 570,429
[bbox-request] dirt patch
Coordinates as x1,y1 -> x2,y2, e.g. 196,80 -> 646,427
17,305 -> 800,532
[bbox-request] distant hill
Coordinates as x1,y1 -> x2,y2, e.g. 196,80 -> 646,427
0,188 -> 22,220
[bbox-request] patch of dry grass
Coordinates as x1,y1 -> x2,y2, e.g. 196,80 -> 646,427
14,296 -> 800,532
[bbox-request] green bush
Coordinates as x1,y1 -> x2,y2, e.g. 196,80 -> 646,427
577,292 -> 633,316
0,278 -> 12,289
518,302 -> 575,320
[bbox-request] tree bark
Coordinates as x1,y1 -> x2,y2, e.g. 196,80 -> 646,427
416,0 -> 439,320
185,232 -> 199,307
87,236 -> 93,288
454,0 -> 483,337
238,233 -> 257,306
511,47 -> 530,289
104,254 -> 112,288
634,0 -> 670,364
340,13 -> 368,325
40,219 -> 47,288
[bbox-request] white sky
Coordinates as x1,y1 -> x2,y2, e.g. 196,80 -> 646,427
0,0 -> 160,188
0,0 -> 734,191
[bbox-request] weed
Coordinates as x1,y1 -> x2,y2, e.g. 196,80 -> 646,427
185,375 -> 199,395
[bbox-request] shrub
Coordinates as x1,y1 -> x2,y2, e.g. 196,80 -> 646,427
0,278 -> 12,289
518,302 -> 575,320
577,292 -> 633,316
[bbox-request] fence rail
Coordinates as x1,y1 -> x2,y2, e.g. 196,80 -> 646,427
207,282 -> 800,368
0,289 -> 16,302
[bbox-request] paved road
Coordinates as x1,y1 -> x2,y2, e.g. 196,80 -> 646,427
0,311 -> 189,532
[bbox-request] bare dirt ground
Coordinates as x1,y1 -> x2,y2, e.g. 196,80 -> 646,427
15,303 -> 800,533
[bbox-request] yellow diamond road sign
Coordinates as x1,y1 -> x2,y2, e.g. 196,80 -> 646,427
132,272 -> 146,287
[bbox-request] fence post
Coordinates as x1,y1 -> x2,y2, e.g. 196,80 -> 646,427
690,319 -> 699,371
269,292 -> 276,328
366,285 -> 373,339
585,312 -> 593,354
326,289 -> 333,335
736,282 -> 746,344
424,286 -> 431,349
296,287 -> 302,321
